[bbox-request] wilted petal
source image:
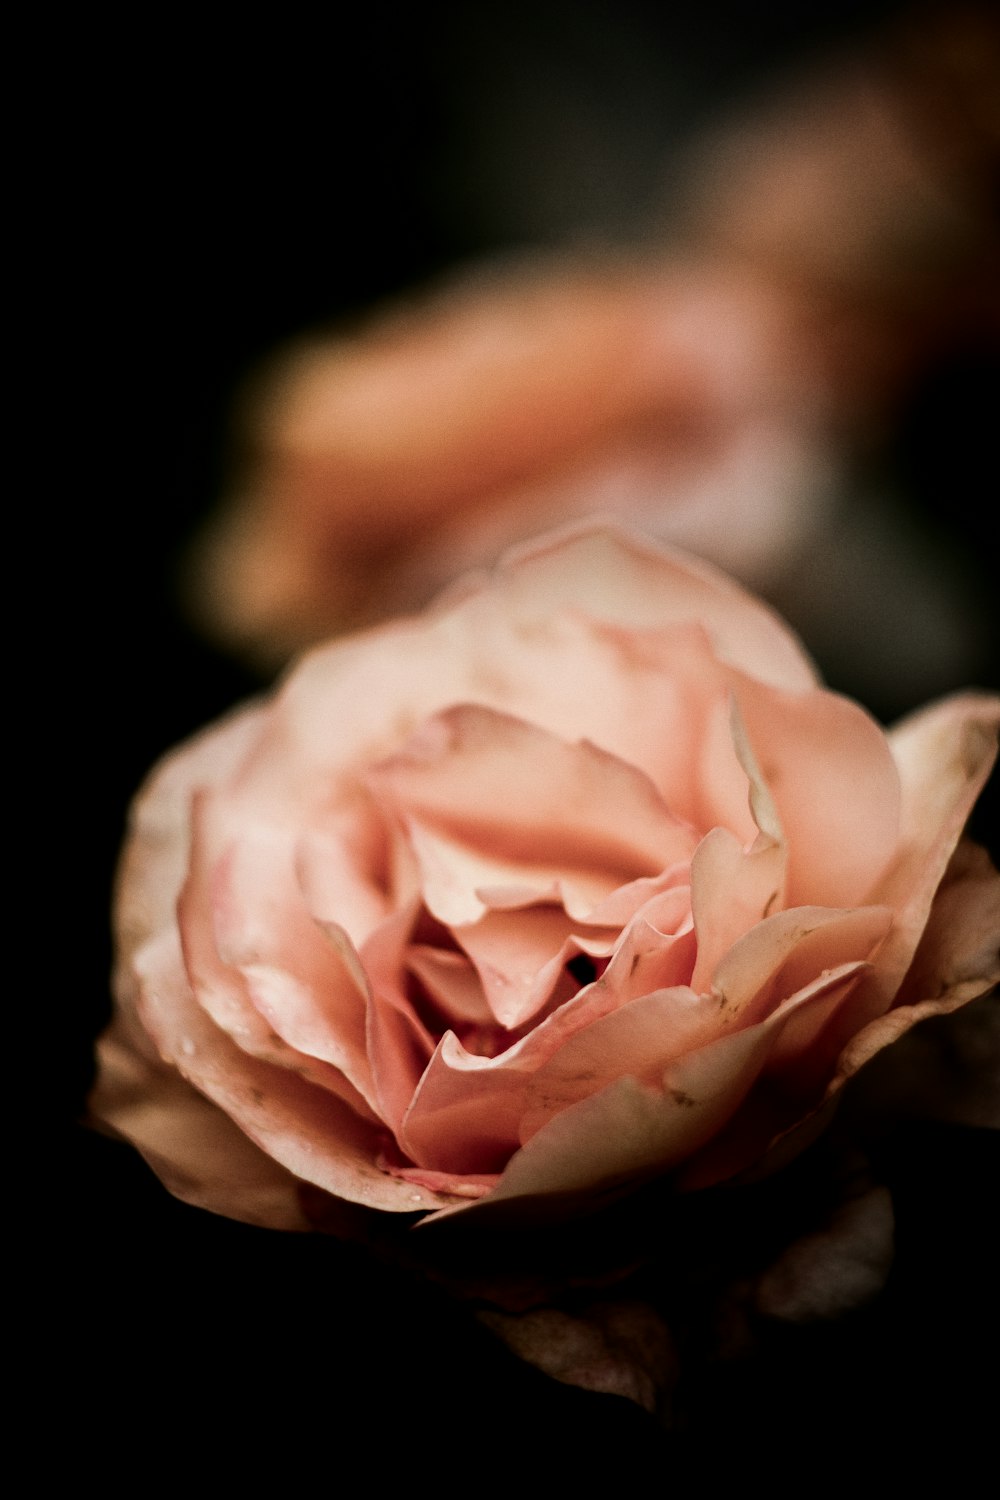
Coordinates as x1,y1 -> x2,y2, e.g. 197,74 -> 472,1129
832,836 -> 1000,1096
478,1300 -> 677,1413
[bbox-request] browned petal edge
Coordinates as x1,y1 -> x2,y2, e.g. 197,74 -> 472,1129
827,838 -> 999,1096
722,836 -> 999,1189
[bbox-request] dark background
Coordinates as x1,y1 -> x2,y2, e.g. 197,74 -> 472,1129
54,2 -> 996,1479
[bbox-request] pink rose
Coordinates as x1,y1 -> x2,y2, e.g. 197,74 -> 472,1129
91,525 -> 999,1230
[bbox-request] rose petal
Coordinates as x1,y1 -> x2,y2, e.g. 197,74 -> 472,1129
815,694 -> 1000,1058
368,703 -> 696,925
115,702 -> 268,961
178,797 -> 377,1120
426,969 -> 861,1220
832,837 -> 1000,1097
491,523 -> 819,691
210,828 -> 381,1112
690,827 -> 786,994
706,903 -> 893,1029
734,676 -> 903,907
135,926 -> 451,1213
399,1029 -> 530,1173
359,901 -> 438,1134
451,907 -> 615,1030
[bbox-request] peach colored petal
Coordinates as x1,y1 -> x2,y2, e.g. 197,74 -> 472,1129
519,986 -> 711,1140
405,944 -> 495,1026
816,694 -> 1000,1057
244,531 -> 809,823
675,965 -> 875,1190
451,907 -> 612,1030
706,904 -> 893,1029
398,818 -> 613,927
426,969 -> 860,1221
436,611 -> 732,819
831,837 -> 1000,1098
584,862 -> 692,927
367,703 -> 696,923
605,929 -> 699,1006
115,702 -> 268,961
870,694 -> 1000,1002
359,901 -> 438,1133
379,1160 -> 498,1199
734,676 -> 903,907
689,827 -> 786,995
399,1030 -> 530,1174
177,797 -> 377,1121
491,523 -> 818,691
397,956 -> 659,1171
135,926 -> 452,1214
210,829 -> 380,1111
294,809 -> 392,949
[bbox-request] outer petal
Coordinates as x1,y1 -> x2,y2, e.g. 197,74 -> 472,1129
830,836 -> 1000,1097
135,926 -> 453,1214
114,701 -> 269,961
486,523 -> 819,691
822,693 -> 1000,1052
90,1009 -> 312,1232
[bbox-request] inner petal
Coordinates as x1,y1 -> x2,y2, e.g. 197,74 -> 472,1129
366,703 -> 697,925
451,905 -> 619,1030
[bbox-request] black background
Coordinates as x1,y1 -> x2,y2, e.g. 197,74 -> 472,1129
51,2 -> 996,1480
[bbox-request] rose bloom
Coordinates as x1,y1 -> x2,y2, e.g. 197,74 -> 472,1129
92,526 -> 999,1230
